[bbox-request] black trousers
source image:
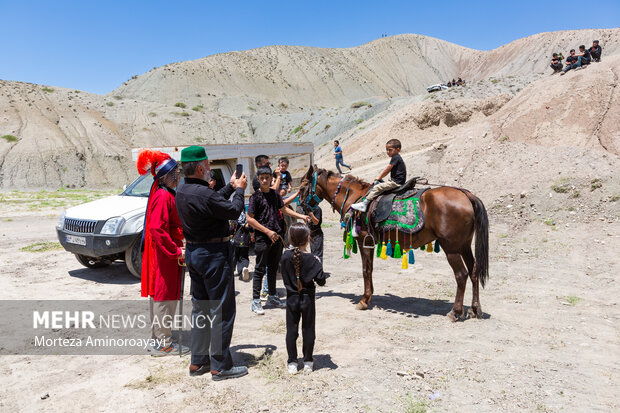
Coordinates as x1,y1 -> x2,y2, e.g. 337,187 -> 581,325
286,293 -> 316,363
186,242 -> 236,372
252,237 -> 283,299
233,245 -> 249,276
591,51 -> 601,62
310,231 -> 324,266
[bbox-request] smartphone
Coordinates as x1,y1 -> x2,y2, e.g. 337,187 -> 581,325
235,164 -> 243,179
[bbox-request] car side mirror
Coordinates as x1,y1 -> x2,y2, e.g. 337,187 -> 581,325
122,184 -> 127,191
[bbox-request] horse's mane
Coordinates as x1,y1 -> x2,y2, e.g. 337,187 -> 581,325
316,168 -> 371,189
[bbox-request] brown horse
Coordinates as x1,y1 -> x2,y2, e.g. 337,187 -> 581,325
298,166 -> 489,321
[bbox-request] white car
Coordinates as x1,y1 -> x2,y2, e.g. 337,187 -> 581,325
426,83 -> 448,93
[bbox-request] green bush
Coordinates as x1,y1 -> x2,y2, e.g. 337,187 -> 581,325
106,102 -> 114,107
551,178 -> 571,193
355,118 -> 364,124
2,134 -> 18,143
174,102 -> 186,108
42,87 -> 54,93
351,101 -> 370,109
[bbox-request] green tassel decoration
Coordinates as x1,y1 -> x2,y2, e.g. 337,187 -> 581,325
380,244 -> 388,260
376,242 -> 382,257
352,239 -> 358,254
343,245 -> 350,259
434,240 -> 441,253
420,244 -> 426,251
408,248 -> 415,264
386,241 -> 393,257
345,232 -> 352,249
394,241 -> 402,259
401,252 -> 408,269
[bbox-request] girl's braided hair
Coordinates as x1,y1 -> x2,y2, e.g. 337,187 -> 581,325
288,222 -> 311,292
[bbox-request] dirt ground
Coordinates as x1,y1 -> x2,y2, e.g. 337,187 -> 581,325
0,199 -> 618,412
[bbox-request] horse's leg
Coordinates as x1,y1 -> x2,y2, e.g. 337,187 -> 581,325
356,239 -> 374,310
462,245 -> 482,319
445,252 -> 468,322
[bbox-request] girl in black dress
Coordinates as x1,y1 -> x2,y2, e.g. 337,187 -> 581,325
280,222 -> 327,373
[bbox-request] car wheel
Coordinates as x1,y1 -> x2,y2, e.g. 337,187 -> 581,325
75,254 -> 111,269
125,237 -> 142,279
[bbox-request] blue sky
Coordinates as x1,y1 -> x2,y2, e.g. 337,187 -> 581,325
1,0 -> 618,94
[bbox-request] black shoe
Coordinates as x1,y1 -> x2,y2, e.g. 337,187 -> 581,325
211,365 -> 248,381
189,363 -> 210,377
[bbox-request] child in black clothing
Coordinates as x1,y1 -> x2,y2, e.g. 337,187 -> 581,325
247,167 -> 310,315
280,222 -> 327,374
232,209 -> 253,281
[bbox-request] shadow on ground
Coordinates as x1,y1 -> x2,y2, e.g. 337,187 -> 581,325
317,290 -> 490,320
68,262 -> 139,284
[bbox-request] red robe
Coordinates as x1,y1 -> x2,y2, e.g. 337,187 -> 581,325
141,187 -> 184,301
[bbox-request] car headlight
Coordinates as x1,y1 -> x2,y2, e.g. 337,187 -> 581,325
120,214 -> 144,235
57,211 -> 66,230
100,217 -> 125,235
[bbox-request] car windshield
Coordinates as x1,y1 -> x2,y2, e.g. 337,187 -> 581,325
121,174 -> 153,197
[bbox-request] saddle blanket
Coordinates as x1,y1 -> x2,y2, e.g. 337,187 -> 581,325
373,188 -> 428,234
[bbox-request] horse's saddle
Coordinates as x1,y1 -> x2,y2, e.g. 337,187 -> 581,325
368,178 -> 429,234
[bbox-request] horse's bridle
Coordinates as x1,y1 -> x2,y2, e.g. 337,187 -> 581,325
302,171 -> 357,222
302,171 -> 323,212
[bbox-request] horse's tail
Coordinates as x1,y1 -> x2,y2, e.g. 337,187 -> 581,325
458,189 -> 489,288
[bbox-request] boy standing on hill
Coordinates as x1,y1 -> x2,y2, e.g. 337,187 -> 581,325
351,139 -> 406,212
247,167 -> 310,315
333,140 -> 352,174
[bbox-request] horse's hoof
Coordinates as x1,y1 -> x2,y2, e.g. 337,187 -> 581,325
446,310 -> 458,322
356,301 -> 368,311
446,310 -> 465,322
468,305 -> 483,319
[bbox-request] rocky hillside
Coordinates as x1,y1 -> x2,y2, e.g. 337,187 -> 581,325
1,28 -> 619,189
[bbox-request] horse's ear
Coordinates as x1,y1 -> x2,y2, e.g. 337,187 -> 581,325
304,165 -> 314,180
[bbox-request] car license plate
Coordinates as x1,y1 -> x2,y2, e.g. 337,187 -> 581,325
66,235 -> 86,246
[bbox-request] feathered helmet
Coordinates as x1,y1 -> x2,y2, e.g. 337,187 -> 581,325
136,150 -> 179,251
136,149 -> 178,180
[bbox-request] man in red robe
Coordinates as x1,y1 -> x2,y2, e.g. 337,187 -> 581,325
137,150 -> 188,356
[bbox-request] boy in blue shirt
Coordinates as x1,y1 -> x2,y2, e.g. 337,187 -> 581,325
333,140 -> 352,174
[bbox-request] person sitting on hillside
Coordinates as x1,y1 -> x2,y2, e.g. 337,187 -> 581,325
550,53 -> 563,73
560,49 -> 579,75
590,40 -> 602,62
457,77 -> 463,86
575,45 -> 591,67
447,81 -> 452,87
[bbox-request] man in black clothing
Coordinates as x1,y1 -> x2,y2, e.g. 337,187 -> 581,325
351,138 -> 407,212
576,45 -> 591,67
590,40 -> 602,62
252,154 -> 281,192
175,146 -> 248,381
561,49 -> 579,75
550,53 -> 563,73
